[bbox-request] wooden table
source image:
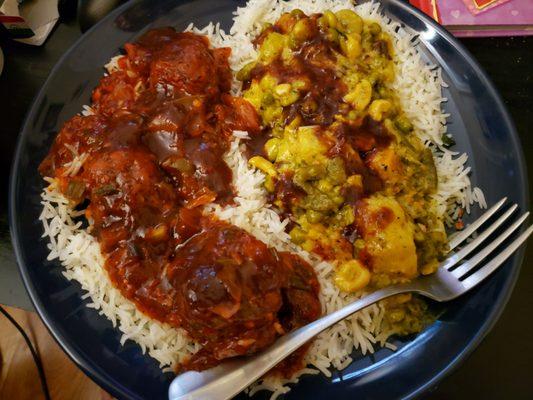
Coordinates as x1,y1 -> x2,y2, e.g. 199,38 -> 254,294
0,305 -> 112,399
0,8 -> 531,400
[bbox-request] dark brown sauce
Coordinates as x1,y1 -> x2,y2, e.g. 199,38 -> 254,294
354,201 -> 395,238
271,171 -> 306,210
329,118 -> 392,199
247,36 -> 346,128
245,130 -> 271,159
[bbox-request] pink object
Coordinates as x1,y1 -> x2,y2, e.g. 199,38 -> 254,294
410,0 -> 533,37
461,0 -> 512,15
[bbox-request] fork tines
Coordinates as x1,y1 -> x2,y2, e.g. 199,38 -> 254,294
441,198 -> 531,288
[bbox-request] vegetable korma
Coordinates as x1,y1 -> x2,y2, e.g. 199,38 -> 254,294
240,9 -> 447,333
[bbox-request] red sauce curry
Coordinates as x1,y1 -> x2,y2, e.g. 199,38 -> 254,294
40,28 -> 321,375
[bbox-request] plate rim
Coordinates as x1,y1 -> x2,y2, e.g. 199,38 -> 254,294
8,0 -> 530,399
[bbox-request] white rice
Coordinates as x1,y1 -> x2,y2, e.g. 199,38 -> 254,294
39,1 -> 485,398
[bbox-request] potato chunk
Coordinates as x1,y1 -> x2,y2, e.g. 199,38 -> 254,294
366,145 -> 402,183
334,259 -> 371,292
355,195 -> 417,280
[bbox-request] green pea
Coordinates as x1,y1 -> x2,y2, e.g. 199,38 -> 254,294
292,79 -> 308,90
368,22 -> 382,35
277,13 -> 295,33
262,92 -> 275,105
340,33 -> 362,61
280,90 -> 300,106
323,10 -> 337,28
395,115 -> 414,133
291,8 -> 305,18
333,195 -> 344,206
292,18 -> 313,42
290,227 -> 306,243
274,83 -> 292,97
306,209 -> 323,223
326,27 -> 339,43
236,61 -> 256,81
335,9 -> 363,34
265,138 -> 281,161
317,16 -> 329,31
347,110 -> 358,120
259,32 -> 286,62
262,105 -> 282,125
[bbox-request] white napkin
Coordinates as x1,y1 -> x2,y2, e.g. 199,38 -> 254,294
0,0 -> 59,46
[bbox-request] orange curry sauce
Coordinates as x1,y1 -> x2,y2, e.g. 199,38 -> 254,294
39,28 -> 321,375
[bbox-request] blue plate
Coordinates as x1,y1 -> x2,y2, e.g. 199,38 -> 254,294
9,1 -> 529,399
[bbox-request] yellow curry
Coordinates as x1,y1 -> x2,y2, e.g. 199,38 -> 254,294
239,9 -> 447,333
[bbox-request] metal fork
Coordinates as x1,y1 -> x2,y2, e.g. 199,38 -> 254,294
168,198 -> 531,400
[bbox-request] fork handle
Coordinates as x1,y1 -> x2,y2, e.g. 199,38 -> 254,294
168,285 -> 408,400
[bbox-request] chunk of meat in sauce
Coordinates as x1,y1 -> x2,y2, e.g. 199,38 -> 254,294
92,71 -> 140,117
278,253 -> 322,330
216,94 -> 261,135
82,149 -> 177,241
125,29 -> 232,97
81,148 -> 204,319
130,90 -> 237,206
167,221 -> 320,373
328,118 -> 392,198
103,110 -> 145,149
39,115 -> 107,177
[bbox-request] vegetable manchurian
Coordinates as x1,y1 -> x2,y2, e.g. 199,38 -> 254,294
39,28 -> 321,375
